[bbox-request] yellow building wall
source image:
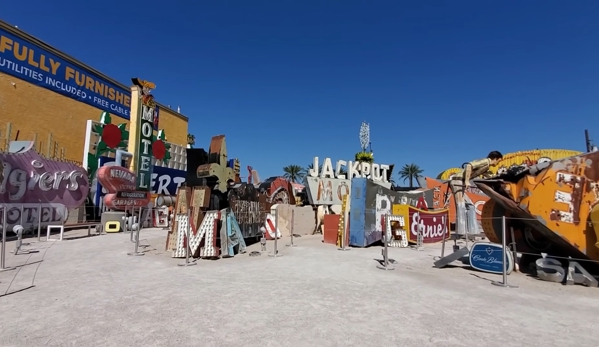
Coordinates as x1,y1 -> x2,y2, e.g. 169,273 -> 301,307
0,72 -> 188,163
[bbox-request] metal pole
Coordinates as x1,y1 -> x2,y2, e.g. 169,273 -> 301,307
269,208 -> 282,257
139,207 -> 143,228
464,203 -> 469,250
1,207 -> 15,271
123,206 -> 128,233
178,208 -> 196,266
19,204 -> 24,230
130,210 -> 135,242
492,215 -> 517,288
1,207 -> 6,269
440,229 -> 448,257
127,207 -> 144,256
37,204 -> 42,242
377,227 -> 395,270
287,209 -> 297,247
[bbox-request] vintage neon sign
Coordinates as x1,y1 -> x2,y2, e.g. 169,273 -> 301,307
408,207 -> 450,243
0,149 -> 89,206
535,258 -> 598,287
133,78 -> 157,191
309,157 -> 390,182
97,166 -> 151,210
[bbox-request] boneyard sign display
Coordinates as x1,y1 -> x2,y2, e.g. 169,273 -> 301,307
308,157 -> 391,182
0,148 -> 89,231
535,257 -> 598,287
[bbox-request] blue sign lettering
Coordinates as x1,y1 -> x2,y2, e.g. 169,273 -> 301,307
468,242 -> 514,275
0,28 -> 131,119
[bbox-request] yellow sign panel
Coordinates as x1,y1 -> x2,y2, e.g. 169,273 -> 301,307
392,204 -> 410,230
437,149 -> 582,180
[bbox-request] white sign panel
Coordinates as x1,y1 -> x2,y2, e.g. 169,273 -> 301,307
309,157 -> 390,182
305,177 -> 351,205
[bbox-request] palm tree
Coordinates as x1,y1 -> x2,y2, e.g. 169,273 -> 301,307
354,151 -> 374,163
283,165 -> 304,183
398,163 -> 424,188
187,134 -> 195,149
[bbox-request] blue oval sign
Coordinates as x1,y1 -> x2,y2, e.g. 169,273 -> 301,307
469,242 -> 514,275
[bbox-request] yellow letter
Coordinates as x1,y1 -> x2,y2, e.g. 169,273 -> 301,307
0,36 -> 12,53
64,66 -> 75,81
49,58 -> 61,75
13,42 -> 27,61
39,55 -> 50,72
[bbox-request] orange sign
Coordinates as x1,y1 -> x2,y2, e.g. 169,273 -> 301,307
424,177 -> 489,223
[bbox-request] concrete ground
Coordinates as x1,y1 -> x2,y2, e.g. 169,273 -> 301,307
0,228 -> 597,347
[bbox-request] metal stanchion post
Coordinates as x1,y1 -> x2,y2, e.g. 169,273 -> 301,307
269,208 -> 283,257
440,216 -> 449,257
178,209 -> 196,266
127,208 -> 144,256
37,204 -> 42,242
19,205 -> 24,233
1,207 -> 15,272
123,206 -> 129,233
492,215 -> 518,288
377,230 -> 395,270
286,209 -> 297,248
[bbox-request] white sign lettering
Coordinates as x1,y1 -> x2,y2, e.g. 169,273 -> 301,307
375,194 -> 391,233
0,160 -> 84,200
410,212 -> 447,239
309,157 -> 390,182
0,203 -> 68,232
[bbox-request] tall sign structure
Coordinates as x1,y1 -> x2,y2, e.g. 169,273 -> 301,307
128,78 -> 157,191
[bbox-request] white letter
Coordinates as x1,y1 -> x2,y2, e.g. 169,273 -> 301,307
140,156 -> 151,171
361,162 -> 371,178
309,157 -> 319,177
141,139 -> 152,155
375,194 -> 391,233
173,177 -> 186,189
321,158 -> 334,178
141,121 -> 152,137
348,161 -> 361,179
156,175 -> 171,195
371,164 -> 381,181
138,173 -> 148,189
380,164 -> 390,182
336,160 -> 347,179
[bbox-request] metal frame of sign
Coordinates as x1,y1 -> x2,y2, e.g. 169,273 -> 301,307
469,242 -> 514,275
384,215 -> 408,248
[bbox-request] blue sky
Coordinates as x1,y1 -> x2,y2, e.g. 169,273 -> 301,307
4,1 -> 599,182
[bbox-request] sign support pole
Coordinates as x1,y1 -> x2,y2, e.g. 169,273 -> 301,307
377,225 -> 395,271
1,207 -> 15,272
286,209 -> 297,248
37,204 -> 42,242
492,215 -> 518,288
127,208 -> 145,256
269,207 -> 283,257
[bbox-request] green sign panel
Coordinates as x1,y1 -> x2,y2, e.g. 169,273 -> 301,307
136,102 -> 155,191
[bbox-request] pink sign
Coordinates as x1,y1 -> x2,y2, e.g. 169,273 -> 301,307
0,149 -> 90,208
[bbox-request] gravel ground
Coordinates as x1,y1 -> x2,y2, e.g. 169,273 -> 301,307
0,228 -> 597,347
